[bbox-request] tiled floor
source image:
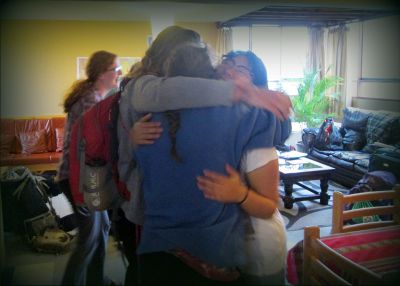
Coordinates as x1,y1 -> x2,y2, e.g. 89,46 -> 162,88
2,194 -> 127,286
2,194 -> 332,286
3,232 -> 127,286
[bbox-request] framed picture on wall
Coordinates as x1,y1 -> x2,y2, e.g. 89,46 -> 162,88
77,56 -> 141,79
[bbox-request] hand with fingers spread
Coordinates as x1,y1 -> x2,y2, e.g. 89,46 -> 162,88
130,113 -> 163,146
197,164 -> 249,204
218,51 -> 292,121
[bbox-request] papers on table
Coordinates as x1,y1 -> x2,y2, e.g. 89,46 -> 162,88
278,150 -> 308,160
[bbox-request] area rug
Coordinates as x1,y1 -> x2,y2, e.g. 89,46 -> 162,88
278,180 -> 349,231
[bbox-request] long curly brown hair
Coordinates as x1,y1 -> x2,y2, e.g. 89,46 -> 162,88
63,50 -> 117,113
127,26 -> 203,162
164,42 -> 216,163
128,26 -> 201,79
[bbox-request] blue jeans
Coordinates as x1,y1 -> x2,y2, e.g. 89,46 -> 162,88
61,204 -> 111,286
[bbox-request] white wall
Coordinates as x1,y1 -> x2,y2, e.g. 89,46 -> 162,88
347,15 -> 400,111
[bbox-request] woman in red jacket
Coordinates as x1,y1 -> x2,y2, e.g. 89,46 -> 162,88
58,50 -> 122,286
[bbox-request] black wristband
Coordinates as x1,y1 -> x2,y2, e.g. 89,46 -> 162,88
238,188 -> 250,205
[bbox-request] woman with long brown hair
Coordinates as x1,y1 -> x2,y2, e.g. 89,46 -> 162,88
132,43 -> 287,285
120,26 -> 283,285
58,50 -> 122,286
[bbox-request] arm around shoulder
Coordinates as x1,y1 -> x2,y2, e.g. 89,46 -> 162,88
131,75 -> 235,112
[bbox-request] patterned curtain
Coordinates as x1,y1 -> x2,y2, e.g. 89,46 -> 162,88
326,24 -> 347,117
216,27 -> 233,61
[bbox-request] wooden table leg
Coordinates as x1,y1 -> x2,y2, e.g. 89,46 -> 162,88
319,177 -> 330,205
283,182 -> 294,209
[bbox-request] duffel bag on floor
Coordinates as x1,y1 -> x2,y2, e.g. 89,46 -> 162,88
369,147 -> 400,180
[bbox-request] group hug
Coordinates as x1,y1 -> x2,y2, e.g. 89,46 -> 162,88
58,25 -> 293,286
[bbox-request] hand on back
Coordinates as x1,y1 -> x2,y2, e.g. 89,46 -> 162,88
196,164 -> 248,204
130,113 -> 163,146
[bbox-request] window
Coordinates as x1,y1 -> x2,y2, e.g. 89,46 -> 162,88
232,25 -> 308,95
232,26 -> 250,51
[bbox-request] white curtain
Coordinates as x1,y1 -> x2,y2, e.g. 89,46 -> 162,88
216,26 -> 233,61
307,26 -> 325,79
326,24 -> 347,117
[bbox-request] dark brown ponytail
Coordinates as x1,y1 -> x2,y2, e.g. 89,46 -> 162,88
165,110 -> 183,163
163,41 -> 216,163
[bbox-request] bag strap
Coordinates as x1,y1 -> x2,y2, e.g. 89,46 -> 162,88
117,77 -> 134,136
78,117 -> 86,194
95,102 -> 105,147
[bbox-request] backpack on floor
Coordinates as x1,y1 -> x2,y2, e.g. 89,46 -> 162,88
32,228 -> 73,254
69,87 -> 131,211
346,170 -> 397,223
0,166 -> 72,254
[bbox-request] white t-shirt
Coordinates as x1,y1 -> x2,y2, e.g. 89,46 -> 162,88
241,147 -> 287,276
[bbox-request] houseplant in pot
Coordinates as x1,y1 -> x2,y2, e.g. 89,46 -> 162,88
290,69 -> 343,152
292,69 -> 343,128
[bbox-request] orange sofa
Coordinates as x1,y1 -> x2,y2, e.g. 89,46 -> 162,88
0,116 -> 66,172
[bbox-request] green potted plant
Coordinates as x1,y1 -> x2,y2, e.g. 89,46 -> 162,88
292,69 -> 343,128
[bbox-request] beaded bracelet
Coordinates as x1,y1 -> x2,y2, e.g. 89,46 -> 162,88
238,188 -> 250,205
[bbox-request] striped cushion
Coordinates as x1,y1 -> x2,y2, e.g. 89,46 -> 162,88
366,113 -> 400,145
342,107 -> 371,132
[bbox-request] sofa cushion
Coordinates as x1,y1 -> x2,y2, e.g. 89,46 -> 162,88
0,134 -> 15,155
18,130 -> 48,154
354,157 -> 369,170
1,119 -> 17,153
55,127 -> 64,152
354,163 -> 368,174
311,149 -> 370,172
14,118 -> 52,153
365,112 -> 400,145
310,149 -> 334,159
0,152 -> 62,166
342,129 -> 366,151
342,107 -> 371,132
329,155 -> 354,170
332,150 -> 370,163
0,116 -> 66,169
50,117 -> 66,151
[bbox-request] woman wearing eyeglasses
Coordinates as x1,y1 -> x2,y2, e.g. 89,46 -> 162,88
58,50 -> 122,286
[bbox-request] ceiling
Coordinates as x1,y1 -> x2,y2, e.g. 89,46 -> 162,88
221,4 -> 399,27
1,0 -> 399,26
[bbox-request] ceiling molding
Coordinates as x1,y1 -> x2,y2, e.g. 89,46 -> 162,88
220,5 -> 400,27
1,1 -> 398,25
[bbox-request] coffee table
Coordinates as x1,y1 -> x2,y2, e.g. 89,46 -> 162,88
279,157 -> 335,209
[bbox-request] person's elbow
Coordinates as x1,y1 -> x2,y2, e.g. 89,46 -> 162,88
258,196 -> 279,219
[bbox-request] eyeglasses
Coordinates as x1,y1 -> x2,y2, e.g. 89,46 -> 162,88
107,66 -> 122,73
234,64 -> 253,76
222,60 -> 253,78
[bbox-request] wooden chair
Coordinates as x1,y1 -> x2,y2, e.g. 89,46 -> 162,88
303,226 -> 384,286
331,184 -> 400,234
302,185 -> 400,285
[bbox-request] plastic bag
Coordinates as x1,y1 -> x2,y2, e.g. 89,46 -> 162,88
314,118 -> 334,150
351,200 -> 381,223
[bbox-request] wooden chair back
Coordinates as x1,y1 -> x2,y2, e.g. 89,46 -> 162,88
303,226 -> 383,285
331,184 -> 400,234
